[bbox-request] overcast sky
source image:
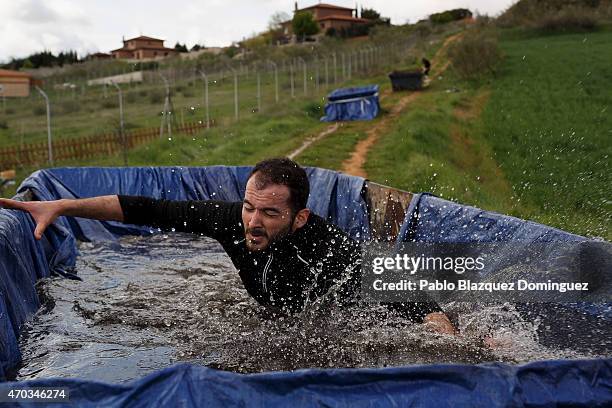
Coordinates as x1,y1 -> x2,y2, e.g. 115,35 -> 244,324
0,0 -> 517,62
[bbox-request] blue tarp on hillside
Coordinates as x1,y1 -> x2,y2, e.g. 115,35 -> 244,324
0,169 -> 610,407
321,85 -> 380,122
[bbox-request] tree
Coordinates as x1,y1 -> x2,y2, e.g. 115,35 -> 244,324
268,11 -> 291,43
174,42 -> 188,53
292,11 -> 320,41
268,11 -> 290,31
361,8 -> 381,20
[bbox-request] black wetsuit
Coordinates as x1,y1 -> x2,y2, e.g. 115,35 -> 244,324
118,196 -> 441,320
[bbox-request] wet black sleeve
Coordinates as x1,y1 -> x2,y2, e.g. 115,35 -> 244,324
118,195 -> 242,243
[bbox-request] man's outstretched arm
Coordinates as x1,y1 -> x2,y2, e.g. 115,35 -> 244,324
0,196 -> 123,240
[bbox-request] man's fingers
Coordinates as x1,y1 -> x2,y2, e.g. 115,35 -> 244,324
0,198 -> 25,211
34,222 -> 48,240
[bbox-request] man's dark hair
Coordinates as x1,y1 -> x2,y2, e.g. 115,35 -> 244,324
248,158 -> 309,212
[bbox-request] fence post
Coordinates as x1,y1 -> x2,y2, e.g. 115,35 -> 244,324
159,74 -> 172,139
268,61 -> 279,103
226,66 -> 239,122
110,82 -> 127,166
333,53 -> 337,84
290,63 -> 295,98
198,70 -> 210,129
34,86 -> 53,166
324,57 -> 329,88
302,58 -> 307,96
315,56 -> 320,92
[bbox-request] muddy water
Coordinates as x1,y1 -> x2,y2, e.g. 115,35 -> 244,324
16,234 -> 608,383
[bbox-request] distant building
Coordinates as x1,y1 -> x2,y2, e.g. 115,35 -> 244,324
87,52 -> 111,61
0,69 -> 36,97
281,2 -> 368,38
110,36 -> 177,60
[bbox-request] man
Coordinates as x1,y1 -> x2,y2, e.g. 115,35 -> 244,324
0,158 -> 455,334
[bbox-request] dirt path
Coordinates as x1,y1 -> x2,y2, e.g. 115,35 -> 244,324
288,123 -> 339,160
340,92 -> 421,177
340,32 -> 463,177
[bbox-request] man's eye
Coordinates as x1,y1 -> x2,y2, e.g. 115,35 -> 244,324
264,210 -> 279,217
245,206 -> 254,212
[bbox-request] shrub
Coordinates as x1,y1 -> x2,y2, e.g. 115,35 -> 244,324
5,107 -> 15,114
0,120 -> 8,129
497,0 -> 607,29
32,106 -> 46,116
100,98 -> 118,109
304,102 -> 322,118
448,30 -> 502,80
537,7 -> 598,32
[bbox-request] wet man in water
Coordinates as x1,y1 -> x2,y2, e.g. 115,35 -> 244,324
0,158 -> 455,334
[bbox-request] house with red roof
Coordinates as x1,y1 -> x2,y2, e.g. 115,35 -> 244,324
281,2 -> 368,39
110,36 -> 177,60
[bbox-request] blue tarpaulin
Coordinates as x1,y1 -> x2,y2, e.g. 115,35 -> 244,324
0,360 -> 611,407
321,85 -> 380,122
0,168 -> 610,407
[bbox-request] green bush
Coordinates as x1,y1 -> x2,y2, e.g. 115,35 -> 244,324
537,7 -> 599,32
448,30 -> 502,80
32,106 -> 46,116
0,120 -> 8,129
100,98 -> 118,109
5,107 -> 15,115
304,102 -> 322,118
497,0 -> 609,29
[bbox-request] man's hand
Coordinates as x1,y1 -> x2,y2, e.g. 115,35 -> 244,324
0,195 -> 123,240
0,198 -> 63,240
423,312 -> 456,335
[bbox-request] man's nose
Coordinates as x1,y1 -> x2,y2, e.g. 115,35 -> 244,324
248,210 -> 263,227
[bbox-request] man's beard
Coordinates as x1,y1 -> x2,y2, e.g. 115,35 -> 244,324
245,215 -> 295,251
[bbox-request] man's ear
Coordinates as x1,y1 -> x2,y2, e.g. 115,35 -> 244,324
292,208 -> 310,231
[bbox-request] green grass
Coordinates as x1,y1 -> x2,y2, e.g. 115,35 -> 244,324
364,29 -> 611,240
482,30 -> 612,238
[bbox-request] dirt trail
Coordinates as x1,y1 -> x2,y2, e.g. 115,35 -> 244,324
340,32 -> 463,177
288,123 -> 339,160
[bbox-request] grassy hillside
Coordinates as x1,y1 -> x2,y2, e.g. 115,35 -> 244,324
482,30 -> 611,238
2,24 -> 609,240
363,28 -> 611,239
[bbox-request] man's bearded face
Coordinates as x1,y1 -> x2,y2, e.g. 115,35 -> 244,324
241,176 -> 296,251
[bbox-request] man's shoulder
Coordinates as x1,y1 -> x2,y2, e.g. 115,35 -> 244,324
299,213 -> 358,249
